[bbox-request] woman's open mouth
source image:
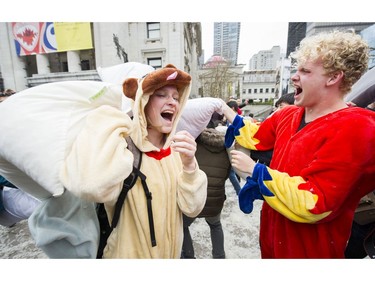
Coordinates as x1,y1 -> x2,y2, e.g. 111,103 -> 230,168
161,111 -> 174,122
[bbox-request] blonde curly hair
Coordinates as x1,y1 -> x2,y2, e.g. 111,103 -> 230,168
291,30 -> 369,94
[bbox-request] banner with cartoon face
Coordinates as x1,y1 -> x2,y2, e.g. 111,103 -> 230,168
12,22 -> 93,56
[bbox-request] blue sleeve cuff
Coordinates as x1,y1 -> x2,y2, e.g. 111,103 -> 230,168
238,163 -> 274,214
224,115 -> 244,148
252,163 -> 274,197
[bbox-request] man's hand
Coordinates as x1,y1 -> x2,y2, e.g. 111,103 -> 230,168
219,98 -> 237,124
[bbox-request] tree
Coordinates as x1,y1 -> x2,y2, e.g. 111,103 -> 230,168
199,57 -> 241,99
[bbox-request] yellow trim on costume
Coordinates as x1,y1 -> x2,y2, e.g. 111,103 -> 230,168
262,168 -> 331,223
235,119 -> 260,150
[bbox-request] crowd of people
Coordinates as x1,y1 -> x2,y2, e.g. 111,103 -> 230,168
0,29 -> 374,259
0,89 -> 16,103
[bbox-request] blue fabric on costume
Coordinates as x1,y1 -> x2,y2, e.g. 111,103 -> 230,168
238,163 -> 274,214
0,189 -> 4,211
0,175 -> 17,188
238,177 -> 263,214
224,115 -> 244,148
1,175 -> 16,212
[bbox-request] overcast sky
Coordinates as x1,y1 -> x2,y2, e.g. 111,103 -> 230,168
201,22 -> 289,66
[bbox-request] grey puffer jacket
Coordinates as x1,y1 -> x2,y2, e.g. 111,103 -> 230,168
195,128 -> 231,218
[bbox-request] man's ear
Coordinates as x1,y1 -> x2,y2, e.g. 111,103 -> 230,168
327,71 -> 344,86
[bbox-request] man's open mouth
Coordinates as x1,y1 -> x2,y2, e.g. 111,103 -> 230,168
295,87 -> 302,96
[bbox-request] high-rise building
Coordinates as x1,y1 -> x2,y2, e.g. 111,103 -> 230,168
286,22 -> 306,58
306,22 -> 375,36
249,46 -> 281,71
361,24 -> 375,69
213,22 -> 240,66
286,22 -> 375,59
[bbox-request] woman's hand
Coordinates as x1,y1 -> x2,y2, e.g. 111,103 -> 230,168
171,130 -> 197,172
230,149 -> 256,177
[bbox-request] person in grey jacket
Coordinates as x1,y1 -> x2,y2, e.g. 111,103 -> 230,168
181,121 -> 231,259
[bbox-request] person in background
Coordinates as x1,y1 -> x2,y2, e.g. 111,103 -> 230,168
228,97 -> 243,115
238,98 -> 250,111
345,191 -> 375,258
224,101 -> 242,195
0,89 -> 16,103
244,112 -> 257,123
181,115 -> 231,259
220,30 -> 375,258
0,175 -> 40,227
274,92 -> 295,111
344,80 -> 375,259
60,64 -> 207,258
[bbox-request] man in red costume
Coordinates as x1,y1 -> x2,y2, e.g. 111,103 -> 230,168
220,30 -> 375,258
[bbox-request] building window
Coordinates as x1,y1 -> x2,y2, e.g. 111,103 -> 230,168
260,88 -> 263,93
265,88 -> 269,93
148,58 -> 162,69
254,89 -> 257,94
61,61 -> 68,72
248,89 -> 251,94
147,22 -> 160,39
80,60 -> 90,71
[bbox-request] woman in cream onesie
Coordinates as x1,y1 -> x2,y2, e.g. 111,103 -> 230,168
60,64 -> 207,258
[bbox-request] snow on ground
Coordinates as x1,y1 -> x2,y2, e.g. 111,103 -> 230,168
189,179 -> 262,259
0,179 -> 261,259
1,180 -> 371,281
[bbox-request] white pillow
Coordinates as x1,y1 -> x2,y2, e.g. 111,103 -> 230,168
177,97 -> 223,139
0,81 -> 123,199
97,62 -> 155,115
97,62 -> 155,85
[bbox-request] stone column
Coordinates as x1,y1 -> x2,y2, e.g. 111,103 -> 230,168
67,51 -> 81,72
36,54 -> 50,74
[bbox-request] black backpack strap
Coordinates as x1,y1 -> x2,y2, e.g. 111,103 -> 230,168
111,136 -> 142,229
110,136 -> 157,247
137,169 -> 157,247
111,165 -> 141,229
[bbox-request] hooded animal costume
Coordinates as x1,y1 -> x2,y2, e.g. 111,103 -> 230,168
225,105 -> 375,258
60,64 -> 208,258
0,62 -> 159,258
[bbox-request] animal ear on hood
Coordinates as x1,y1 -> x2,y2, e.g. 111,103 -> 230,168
122,78 -> 138,100
122,64 -> 191,100
142,64 -> 191,95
